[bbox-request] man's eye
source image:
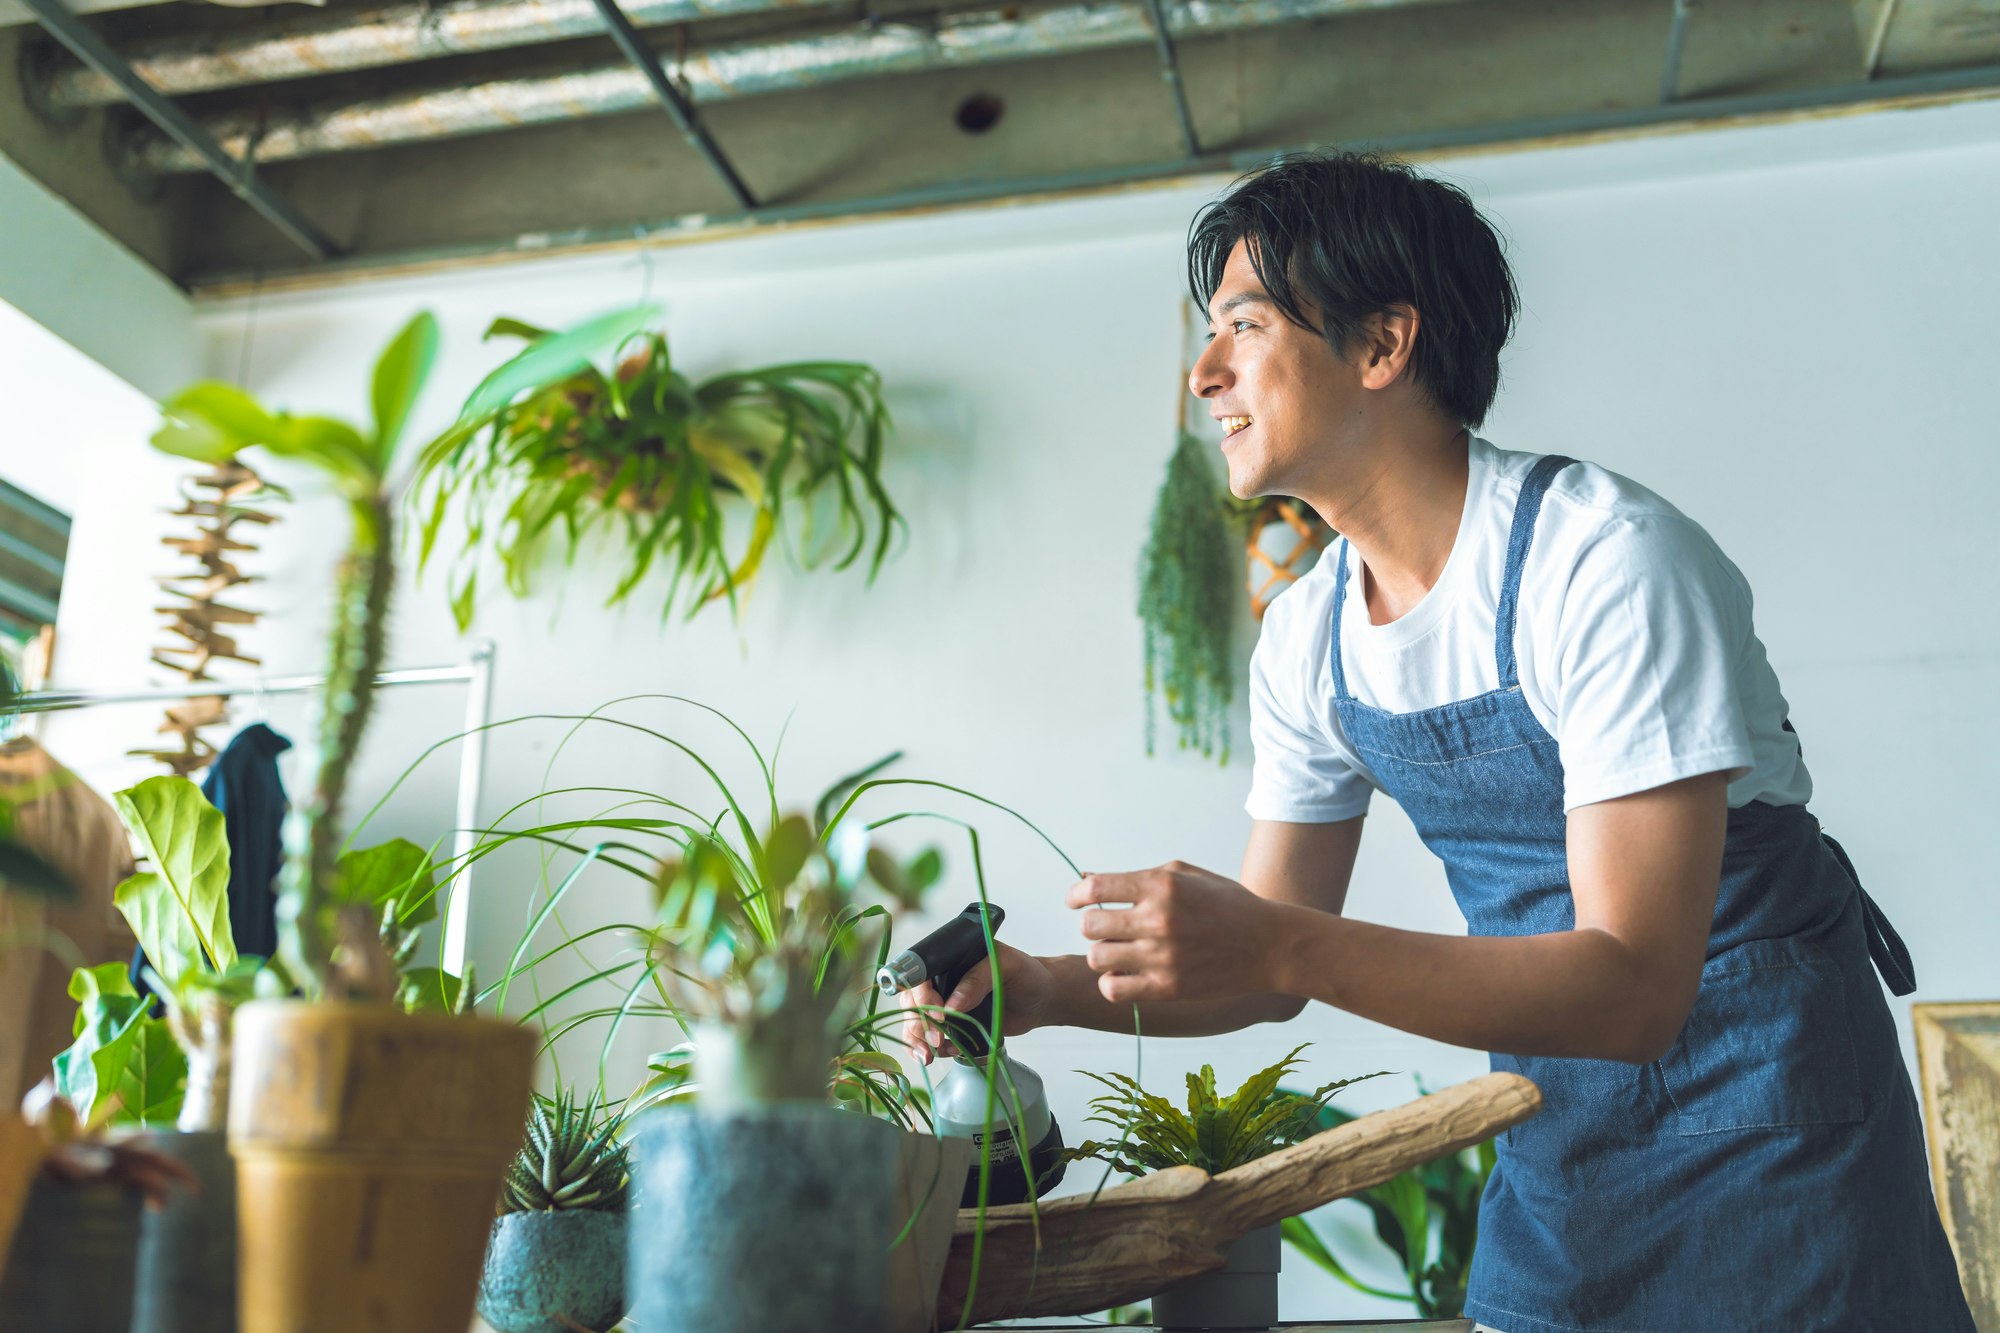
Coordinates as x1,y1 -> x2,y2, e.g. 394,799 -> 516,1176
1232,319 -> 1255,333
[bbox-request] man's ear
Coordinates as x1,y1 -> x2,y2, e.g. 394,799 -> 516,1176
1356,305 -> 1421,390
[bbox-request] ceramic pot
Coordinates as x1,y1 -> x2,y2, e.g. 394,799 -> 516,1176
628,1103 -> 902,1332
478,1208 -> 627,1333
0,1174 -> 142,1332
227,1000 -> 536,1333
1150,1221 -> 1282,1330
132,1129 -> 238,1333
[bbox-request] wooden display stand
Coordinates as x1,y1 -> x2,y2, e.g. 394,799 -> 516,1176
938,1071 -> 1540,1326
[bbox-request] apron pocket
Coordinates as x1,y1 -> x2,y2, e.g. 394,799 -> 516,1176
1657,938 -> 1864,1135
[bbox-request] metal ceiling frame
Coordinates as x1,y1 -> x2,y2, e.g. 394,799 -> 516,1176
184,58 -> 2000,294
18,0 -> 338,260
1660,0 -> 1692,103
587,0 -> 758,208
1139,0 -> 1201,157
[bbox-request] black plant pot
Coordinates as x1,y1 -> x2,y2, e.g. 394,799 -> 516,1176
1150,1222 -> 1282,1331
132,1130 -> 238,1333
0,1174 -> 143,1332
627,1104 -> 902,1333
478,1208 -> 627,1333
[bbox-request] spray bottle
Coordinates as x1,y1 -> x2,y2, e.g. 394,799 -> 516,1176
878,902 -> 1067,1208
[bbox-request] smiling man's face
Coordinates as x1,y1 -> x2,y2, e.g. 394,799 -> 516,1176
1188,239 -> 1356,502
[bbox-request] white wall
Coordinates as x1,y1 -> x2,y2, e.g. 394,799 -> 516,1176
35,96 -> 2000,1321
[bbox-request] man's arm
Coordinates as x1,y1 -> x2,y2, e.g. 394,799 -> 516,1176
1076,772 -> 1728,1063
900,818 -> 1361,1061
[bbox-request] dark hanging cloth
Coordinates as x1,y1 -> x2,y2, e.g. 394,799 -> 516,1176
202,722 -> 291,963
133,723 -> 291,993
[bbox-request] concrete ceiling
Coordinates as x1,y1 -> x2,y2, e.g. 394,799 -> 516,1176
4,0 -> 1998,293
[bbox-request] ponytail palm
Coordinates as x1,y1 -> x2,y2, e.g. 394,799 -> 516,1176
412,320 -> 903,629
150,306 -> 653,994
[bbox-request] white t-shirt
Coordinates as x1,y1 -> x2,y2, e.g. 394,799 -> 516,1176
1245,436 -> 1811,822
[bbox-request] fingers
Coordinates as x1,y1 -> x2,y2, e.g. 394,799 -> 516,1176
1066,872 -> 1146,909
1098,971 -> 1167,1004
943,958 -> 993,1013
899,980 -> 942,1064
1078,906 -> 1148,941
1085,940 -> 1150,974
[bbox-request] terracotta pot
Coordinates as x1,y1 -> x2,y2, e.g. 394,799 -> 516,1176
227,1000 -> 536,1333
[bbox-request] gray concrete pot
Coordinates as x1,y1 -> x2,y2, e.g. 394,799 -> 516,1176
132,1130 -> 238,1333
478,1208 -> 627,1333
0,1174 -> 142,1332
628,1104 -> 902,1333
1150,1222 -> 1282,1330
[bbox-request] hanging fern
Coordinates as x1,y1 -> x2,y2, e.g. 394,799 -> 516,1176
1138,431 -> 1247,762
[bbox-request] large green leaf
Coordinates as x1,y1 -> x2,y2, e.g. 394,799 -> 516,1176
112,1017 -> 188,1130
113,776 -> 235,983
152,382 -> 282,463
51,963 -> 149,1129
370,311 -> 440,467
333,838 -> 440,926
459,305 -> 658,423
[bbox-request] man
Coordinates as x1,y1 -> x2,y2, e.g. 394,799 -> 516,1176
903,152 -> 1973,1331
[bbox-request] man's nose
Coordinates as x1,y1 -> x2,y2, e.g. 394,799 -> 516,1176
1189,343 -> 1231,400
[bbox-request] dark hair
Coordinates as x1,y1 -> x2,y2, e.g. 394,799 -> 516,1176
1187,151 -> 1518,427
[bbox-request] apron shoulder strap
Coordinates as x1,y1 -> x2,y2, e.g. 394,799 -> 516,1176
1495,454 -> 1578,688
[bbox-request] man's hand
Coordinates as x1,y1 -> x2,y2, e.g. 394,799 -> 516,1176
1068,861 -> 1288,1005
897,941 -> 1054,1066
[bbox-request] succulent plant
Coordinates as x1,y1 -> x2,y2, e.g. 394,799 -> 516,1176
500,1089 -> 629,1214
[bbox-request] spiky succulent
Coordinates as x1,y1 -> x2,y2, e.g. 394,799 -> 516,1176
500,1089 -> 630,1214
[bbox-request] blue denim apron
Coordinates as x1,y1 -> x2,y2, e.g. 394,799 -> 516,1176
1326,455 -> 1973,1333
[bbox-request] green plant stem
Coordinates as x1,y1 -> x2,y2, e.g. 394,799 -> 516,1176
283,493 -> 395,994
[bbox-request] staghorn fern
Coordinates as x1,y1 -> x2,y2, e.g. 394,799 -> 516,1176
1062,1044 -> 1385,1177
501,1088 -> 630,1214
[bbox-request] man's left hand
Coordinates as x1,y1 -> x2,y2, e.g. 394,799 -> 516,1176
1068,861 -> 1286,1004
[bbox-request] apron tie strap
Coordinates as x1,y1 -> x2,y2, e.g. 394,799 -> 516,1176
1822,832 -> 1917,997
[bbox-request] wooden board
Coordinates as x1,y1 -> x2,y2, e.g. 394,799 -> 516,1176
1914,1001 -> 2000,1330
938,1071 -> 1541,1325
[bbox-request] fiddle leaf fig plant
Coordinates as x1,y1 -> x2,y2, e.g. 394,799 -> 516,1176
411,320 -> 903,629
152,305 -> 654,996
1063,1045 -> 1384,1177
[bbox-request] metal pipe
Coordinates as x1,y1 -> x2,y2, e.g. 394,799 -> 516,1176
441,639 -> 495,980
1659,0 -> 1691,103
184,57 -> 2000,292
41,0 -> 826,110
21,0 -> 338,258
1139,0 -> 1199,157
126,0 -> 1464,174
589,0 -> 757,208
1864,0 -> 1902,79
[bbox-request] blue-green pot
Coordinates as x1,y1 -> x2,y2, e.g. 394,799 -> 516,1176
628,1104 -> 901,1332
478,1208 -> 627,1333
132,1130 -> 238,1333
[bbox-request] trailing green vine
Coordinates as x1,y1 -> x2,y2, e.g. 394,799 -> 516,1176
1137,430 -> 1252,763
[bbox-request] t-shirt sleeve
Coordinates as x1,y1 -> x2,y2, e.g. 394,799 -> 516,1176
1545,513 -> 1758,810
1243,592 -> 1373,823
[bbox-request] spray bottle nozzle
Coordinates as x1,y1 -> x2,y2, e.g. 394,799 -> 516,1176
876,902 -> 1006,1058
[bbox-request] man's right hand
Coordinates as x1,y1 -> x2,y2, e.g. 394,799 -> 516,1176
897,941 -> 1054,1065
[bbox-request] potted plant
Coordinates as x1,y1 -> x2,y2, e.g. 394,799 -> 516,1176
477,1085 -> 629,1333
1062,1045 -> 1383,1331
412,319 -> 904,628
1136,432 -> 1329,763
1280,1083 -> 1498,1322
150,304 -> 651,1333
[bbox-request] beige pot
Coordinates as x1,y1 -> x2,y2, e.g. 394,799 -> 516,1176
227,1000 -> 536,1333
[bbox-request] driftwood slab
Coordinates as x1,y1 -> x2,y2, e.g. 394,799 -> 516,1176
1913,1001 -> 2000,1329
937,1070 -> 1541,1324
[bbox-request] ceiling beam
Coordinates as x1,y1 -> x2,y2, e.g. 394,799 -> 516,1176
17,0 -> 338,261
